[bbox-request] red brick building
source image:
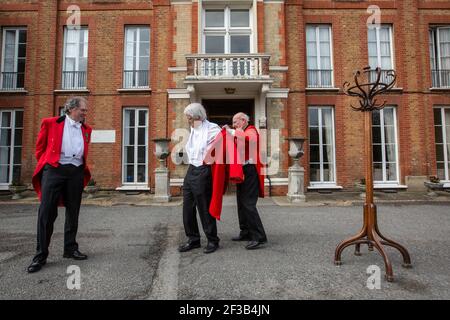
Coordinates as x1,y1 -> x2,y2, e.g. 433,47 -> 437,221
1,0 -> 450,195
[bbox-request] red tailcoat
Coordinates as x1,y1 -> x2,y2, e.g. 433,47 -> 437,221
206,126 -> 265,220
31,116 -> 92,201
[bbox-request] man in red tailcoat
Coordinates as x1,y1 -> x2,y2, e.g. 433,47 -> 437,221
224,112 -> 267,250
27,97 -> 92,273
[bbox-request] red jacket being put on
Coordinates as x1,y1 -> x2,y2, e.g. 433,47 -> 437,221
205,126 -> 265,220
31,116 -> 92,202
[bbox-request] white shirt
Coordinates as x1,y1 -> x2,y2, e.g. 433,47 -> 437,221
185,120 -> 221,167
59,115 -> 84,167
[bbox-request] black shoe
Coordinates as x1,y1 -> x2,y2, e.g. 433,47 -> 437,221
63,250 -> 88,260
178,242 -> 201,252
203,243 -> 219,254
27,260 -> 46,273
245,240 -> 266,250
231,234 -> 251,241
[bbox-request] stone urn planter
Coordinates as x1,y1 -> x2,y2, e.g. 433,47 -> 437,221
9,184 -> 28,200
424,180 -> 444,197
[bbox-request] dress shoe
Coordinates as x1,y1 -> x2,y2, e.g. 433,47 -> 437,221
203,243 -> 219,254
27,260 -> 46,273
245,240 -> 266,250
231,234 -> 251,241
178,242 -> 201,252
63,249 -> 88,260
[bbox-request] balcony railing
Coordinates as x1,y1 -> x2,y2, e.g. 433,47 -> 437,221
431,69 -> 450,88
0,72 -> 25,90
307,69 -> 333,88
62,71 -> 87,90
186,54 -> 270,79
123,70 -> 149,89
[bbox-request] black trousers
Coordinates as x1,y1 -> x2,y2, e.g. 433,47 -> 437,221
236,164 -> 267,242
33,163 -> 84,262
182,165 -> 219,245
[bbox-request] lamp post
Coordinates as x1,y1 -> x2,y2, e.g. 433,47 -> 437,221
286,137 -> 307,202
334,67 -> 411,282
153,138 -> 171,202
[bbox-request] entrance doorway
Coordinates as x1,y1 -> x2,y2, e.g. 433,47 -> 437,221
202,99 -> 254,194
202,99 -> 255,127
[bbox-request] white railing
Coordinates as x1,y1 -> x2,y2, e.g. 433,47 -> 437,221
186,54 -> 270,79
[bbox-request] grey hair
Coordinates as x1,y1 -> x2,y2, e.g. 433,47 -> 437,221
235,112 -> 250,122
63,96 -> 88,115
184,103 -> 207,121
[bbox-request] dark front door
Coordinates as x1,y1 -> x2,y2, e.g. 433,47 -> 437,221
202,99 -> 255,127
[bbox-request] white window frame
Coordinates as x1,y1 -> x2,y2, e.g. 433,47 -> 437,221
0,109 -> 23,188
368,24 -> 394,70
1,27 -> 27,89
201,5 -> 254,54
434,106 -> 450,182
308,106 -> 337,186
373,106 -> 400,185
305,24 -> 334,88
122,108 -> 149,186
123,26 -> 150,88
62,26 -> 88,89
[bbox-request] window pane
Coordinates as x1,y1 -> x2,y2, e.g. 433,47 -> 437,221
137,165 -> 146,182
436,144 -> 444,161
14,129 -> 22,146
18,44 -> 26,58
139,110 -> 147,126
205,36 -> 225,54
309,127 -> 319,144
306,26 -> 315,42
230,10 -> 249,28
373,126 -> 381,144
322,163 -> 333,182
15,111 -> 23,127
139,44 -> 150,57
306,42 -> 317,58
386,163 -> 397,181
12,165 -> 20,182
126,165 -> 135,182
434,109 -> 442,125
384,126 -> 396,143
1,112 -> 11,127
385,144 -> 396,162
372,110 -> 380,125
319,27 -> 330,41
230,35 -> 250,54
437,162 -> 445,180
309,145 -> 320,162
138,146 -> 146,163
140,28 -> 150,42
309,164 -> 320,182
0,147 -> 10,165
373,144 -> 382,162
0,165 -> 9,183
125,110 -> 135,127
205,10 -> 224,28
125,146 -> 134,163
320,42 -> 330,57
19,30 -> 27,43
0,129 -> 11,146
435,126 -> 443,144
373,163 -> 383,181
13,147 -> 21,164
138,128 -> 146,145
309,108 -> 318,126
124,128 -> 135,145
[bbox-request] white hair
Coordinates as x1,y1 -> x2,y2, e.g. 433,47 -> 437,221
63,96 -> 88,115
184,103 -> 207,121
234,112 -> 250,122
